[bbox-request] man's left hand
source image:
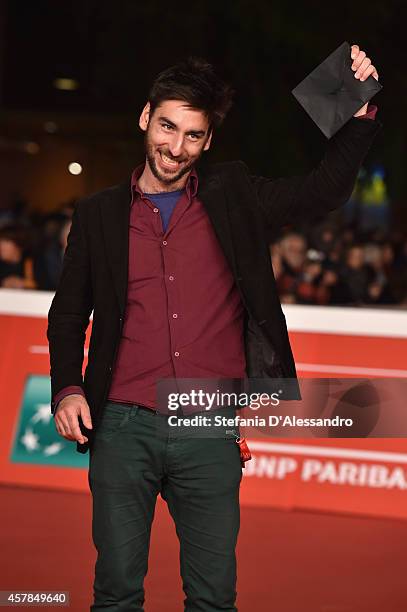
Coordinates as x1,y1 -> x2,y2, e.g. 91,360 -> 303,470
351,44 -> 379,117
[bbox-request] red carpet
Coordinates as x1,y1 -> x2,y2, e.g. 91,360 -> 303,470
1,485 -> 406,611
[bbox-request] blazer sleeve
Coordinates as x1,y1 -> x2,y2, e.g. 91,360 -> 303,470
47,200 -> 93,414
248,116 -> 382,231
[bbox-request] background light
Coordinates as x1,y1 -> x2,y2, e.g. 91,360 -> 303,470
44,121 -> 58,134
24,142 -> 40,154
53,78 -> 79,91
68,162 -> 82,175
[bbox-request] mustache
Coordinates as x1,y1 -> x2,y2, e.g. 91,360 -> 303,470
159,149 -> 187,163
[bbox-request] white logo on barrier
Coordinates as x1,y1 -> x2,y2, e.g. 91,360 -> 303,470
30,403 -> 53,425
244,454 -> 407,490
19,403 -> 63,457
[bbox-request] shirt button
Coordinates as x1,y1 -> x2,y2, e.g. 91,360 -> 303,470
153,207 -> 159,213
162,240 -> 168,246
172,313 -> 178,319
169,275 -> 174,281
174,351 -> 180,357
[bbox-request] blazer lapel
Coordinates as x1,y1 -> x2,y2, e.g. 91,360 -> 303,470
100,178 -> 131,314
197,168 -> 238,277
198,163 -> 274,324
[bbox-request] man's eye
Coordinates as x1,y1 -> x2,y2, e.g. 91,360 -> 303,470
188,134 -> 199,140
162,123 -> 173,130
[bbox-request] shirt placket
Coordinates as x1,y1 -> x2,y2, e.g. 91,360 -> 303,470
140,195 -> 164,236
161,239 -> 181,375
161,191 -> 193,377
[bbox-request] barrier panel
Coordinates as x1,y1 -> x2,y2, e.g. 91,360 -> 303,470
1,289 -> 406,519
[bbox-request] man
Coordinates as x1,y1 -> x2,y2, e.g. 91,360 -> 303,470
47,46 -> 381,611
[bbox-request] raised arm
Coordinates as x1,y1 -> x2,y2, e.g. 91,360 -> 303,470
250,115 -> 382,231
250,42 -> 382,232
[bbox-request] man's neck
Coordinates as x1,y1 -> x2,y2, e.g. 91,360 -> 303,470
138,160 -> 190,194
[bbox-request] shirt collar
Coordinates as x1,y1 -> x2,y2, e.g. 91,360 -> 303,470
130,163 -> 199,205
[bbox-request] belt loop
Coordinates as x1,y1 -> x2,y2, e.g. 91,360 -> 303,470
130,404 -> 140,417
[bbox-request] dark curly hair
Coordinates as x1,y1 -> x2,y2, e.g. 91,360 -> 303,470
148,57 -> 234,130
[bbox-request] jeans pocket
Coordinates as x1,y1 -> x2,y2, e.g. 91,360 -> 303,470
95,407 -> 130,439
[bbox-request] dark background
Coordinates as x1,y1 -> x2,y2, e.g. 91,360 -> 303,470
0,0 -> 405,215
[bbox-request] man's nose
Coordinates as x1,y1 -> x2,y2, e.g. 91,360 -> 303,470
168,134 -> 184,157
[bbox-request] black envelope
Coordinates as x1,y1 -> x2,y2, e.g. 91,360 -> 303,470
292,41 -> 382,138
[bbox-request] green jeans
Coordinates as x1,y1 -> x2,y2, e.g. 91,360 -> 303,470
88,402 -> 243,611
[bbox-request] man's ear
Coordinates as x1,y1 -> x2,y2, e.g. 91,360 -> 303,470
203,129 -> 213,151
139,102 -> 151,132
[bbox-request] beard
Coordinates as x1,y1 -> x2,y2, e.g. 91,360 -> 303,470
144,129 -> 201,186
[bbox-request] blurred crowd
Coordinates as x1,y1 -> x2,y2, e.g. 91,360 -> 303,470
0,198 -> 74,291
0,196 -> 406,307
271,224 -> 407,307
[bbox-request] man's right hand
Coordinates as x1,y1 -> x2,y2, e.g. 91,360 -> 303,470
54,394 -> 93,444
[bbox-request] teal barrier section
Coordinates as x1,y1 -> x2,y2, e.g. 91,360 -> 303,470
10,375 -> 88,468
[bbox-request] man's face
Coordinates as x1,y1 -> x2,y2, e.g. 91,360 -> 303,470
346,247 -> 364,270
139,100 -> 212,186
0,238 -> 21,262
281,234 -> 307,270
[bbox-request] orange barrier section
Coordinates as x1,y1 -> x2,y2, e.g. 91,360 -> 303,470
1,290 -> 407,520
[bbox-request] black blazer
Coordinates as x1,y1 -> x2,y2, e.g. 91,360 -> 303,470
47,117 -> 381,453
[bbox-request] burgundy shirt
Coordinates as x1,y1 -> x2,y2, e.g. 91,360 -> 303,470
53,105 -> 378,411
107,164 -> 246,408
